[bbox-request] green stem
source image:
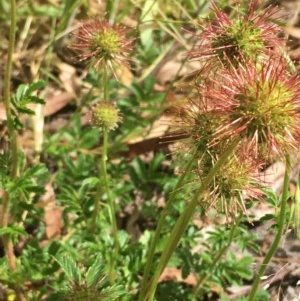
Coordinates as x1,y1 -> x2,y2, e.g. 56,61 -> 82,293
101,126 -> 119,284
91,67 -> 110,232
3,1 -> 18,178
1,0 -> 17,264
91,166 -> 103,233
138,151 -> 197,301
103,67 -> 108,102
1,2 -> 24,301
144,137 -> 240,301
92,67 -> 119,283
247,156 -> 290,301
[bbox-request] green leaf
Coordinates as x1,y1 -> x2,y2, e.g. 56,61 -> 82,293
140,0 -> 158,48
0,226 -> 28,238
16,106 -> 35,115
81,177 -> 100,188
97,285 -> 125,301
55,255 -> 82,283
131,157 -> 147,182
11,80 -> 46,127
5,164 -> 48,199
15,84 -> 27,100
149,153 -> 165,172
235,256 -> 253,280
86,256 -> 105,287
27,80 -> 46,93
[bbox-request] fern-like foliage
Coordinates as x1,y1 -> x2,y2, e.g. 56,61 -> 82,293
46,255 -> 125,301
11,80 -> 45,129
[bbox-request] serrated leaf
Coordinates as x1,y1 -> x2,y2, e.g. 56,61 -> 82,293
27,80 -> 45,94
81,177 -> 100,188
12,80 -> 46,123
236,268 -> 253,280
23,185 -> 45,194
24,164 -> 48,177
15,84 -> 27,100
5,164 -> 48,198
237,255 -> 253,266
55,255 -> 81,283
150,153 -> 165,172
17,107 -> 35,115
0,226 -> 28,238
22,95 -> 45,105
86,256 -> 105,287
131,157 -> 147,181
235,256 -> 253,280
98,285 -> 125,301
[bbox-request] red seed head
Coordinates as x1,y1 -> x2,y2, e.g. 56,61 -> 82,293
186,1 -> 284,67
71,19 -> 134,77
202,57 -> 300,161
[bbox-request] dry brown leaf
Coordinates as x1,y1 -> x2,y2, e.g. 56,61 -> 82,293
284,26 -> 300,39
0,103 -> 6,120
156,59 -> 201,85
37,183 -> 62,240
159,267 -> 197,286
45,206 -> 62,239
58,62 -> 79,95
123,115 -> 171,145
44,90 -> 74,116
115,65 -> 134,87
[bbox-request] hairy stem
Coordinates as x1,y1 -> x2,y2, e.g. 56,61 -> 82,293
247,156 -> 290,301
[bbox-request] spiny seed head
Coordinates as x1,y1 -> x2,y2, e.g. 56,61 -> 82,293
187,1 -> 283,67
91,102 -> 121,130
205,57 -> 300,160
71,19 -> 134,76
211,19 -> 264,66
200,144 -> 265,218
210,148 -> 263,216
179,97 -> 220,154
177,74 -> 233,157
91,28 -> 121,55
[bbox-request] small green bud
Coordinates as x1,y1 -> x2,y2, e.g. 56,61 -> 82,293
91,102 -> 121,130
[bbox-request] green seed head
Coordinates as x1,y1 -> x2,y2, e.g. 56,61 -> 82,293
212,20 -> 264,65
91,28 -> 121,57
91,102 -> 121,130
236,80 -> 294,144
